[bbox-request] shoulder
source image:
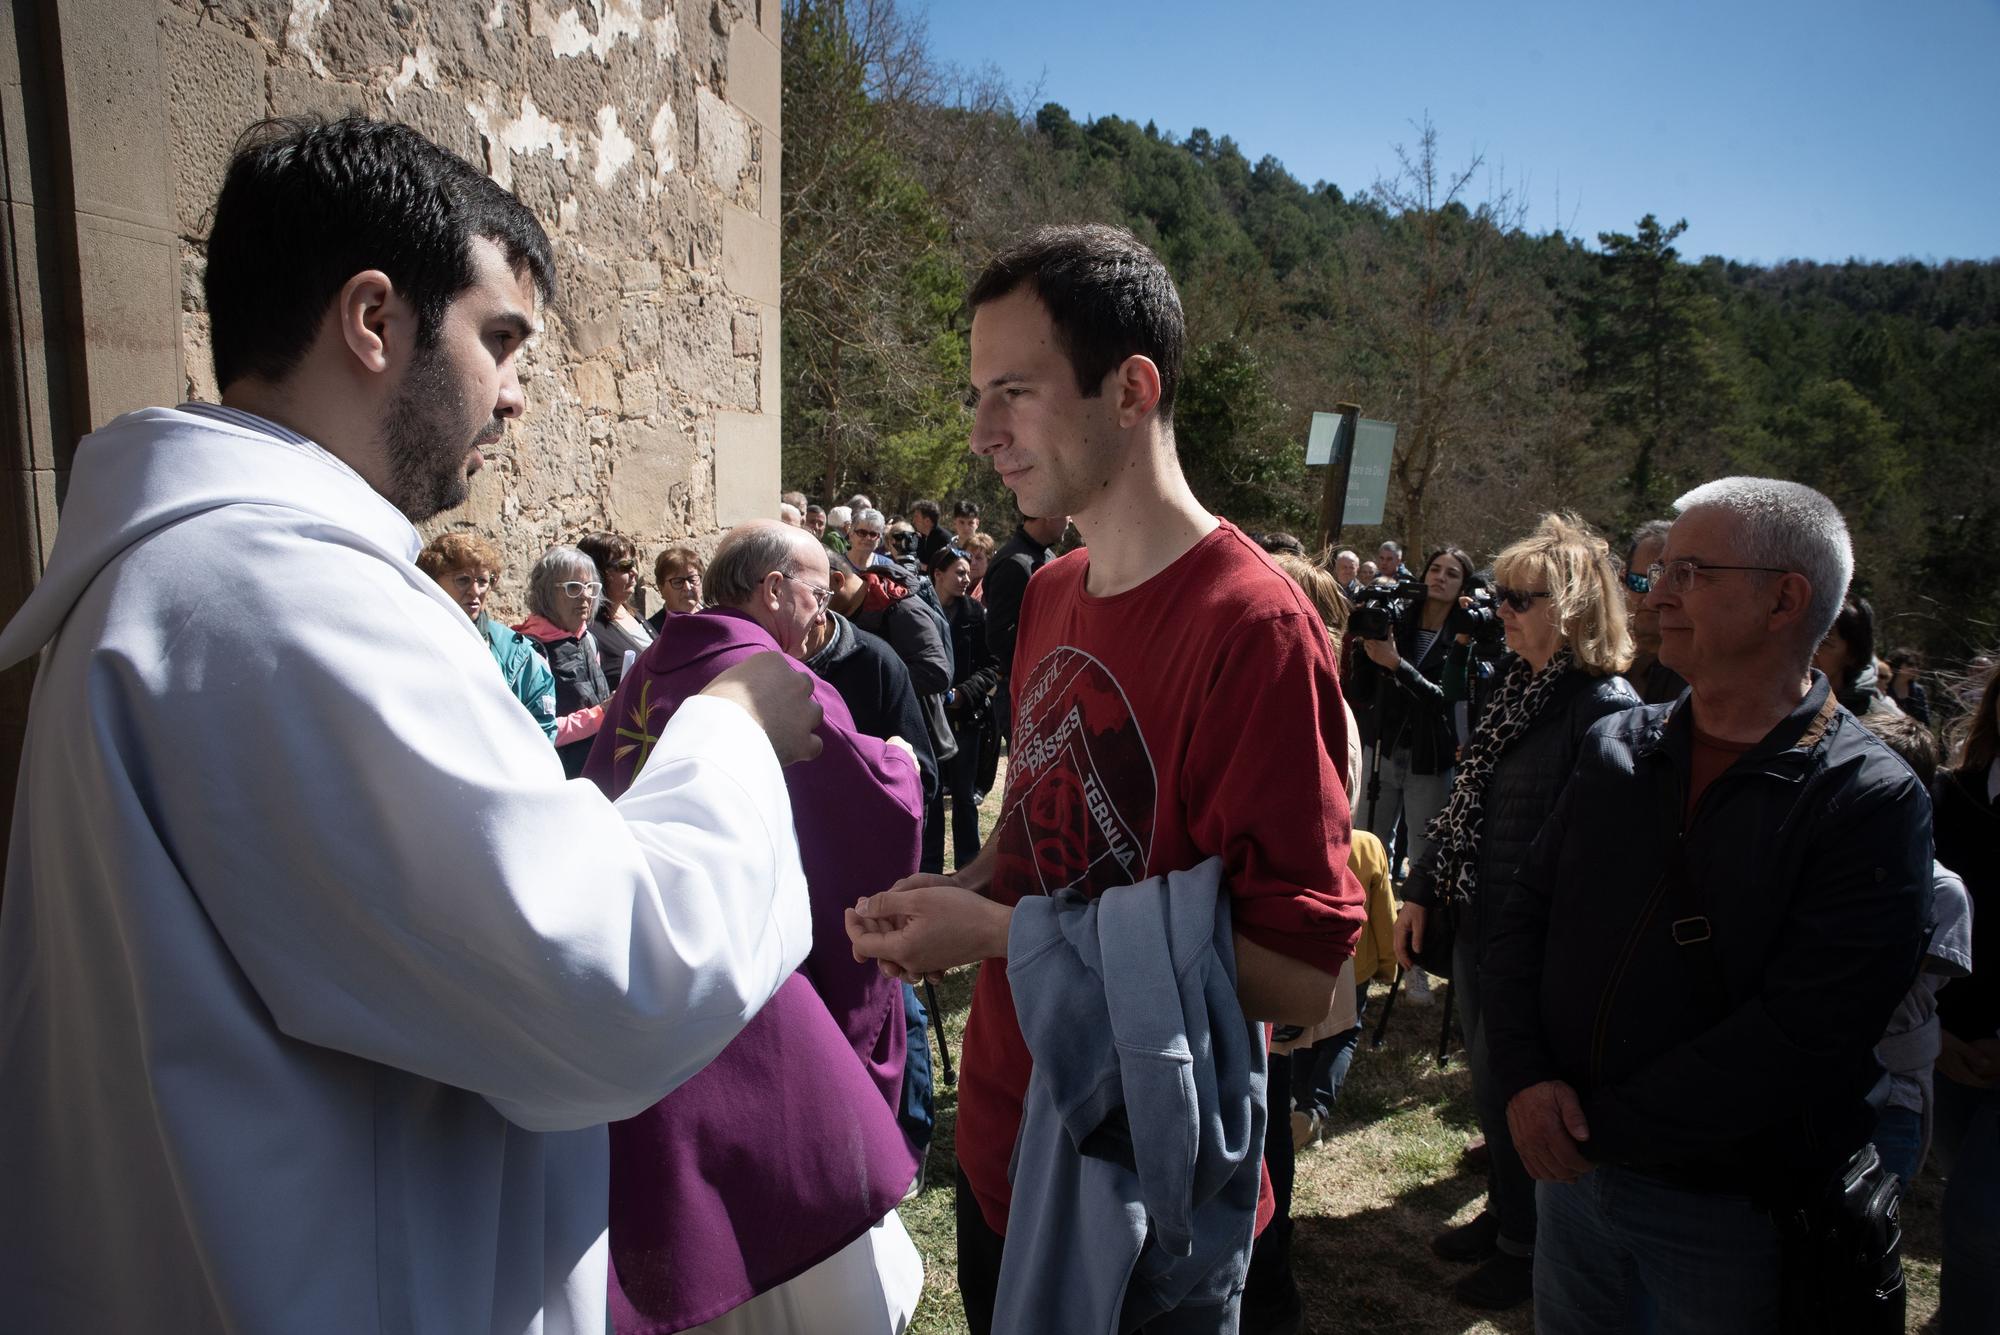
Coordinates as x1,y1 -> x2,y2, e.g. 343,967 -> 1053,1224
1572,671 -> 1641,722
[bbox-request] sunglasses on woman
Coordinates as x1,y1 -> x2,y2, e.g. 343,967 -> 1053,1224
1492,586 -> 1552,614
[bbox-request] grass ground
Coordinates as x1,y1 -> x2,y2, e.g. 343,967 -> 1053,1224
897,763 -> 1948,1333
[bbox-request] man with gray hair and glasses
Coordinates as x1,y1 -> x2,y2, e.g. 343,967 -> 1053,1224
1483,477 -> 1931,1333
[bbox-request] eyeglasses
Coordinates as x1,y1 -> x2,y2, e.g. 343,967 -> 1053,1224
777,571 -> 833,610
558,580 -> 603,599
663,573 -> 700,591
1624,571 -> 1651,594
1645,559 -> 1793,596
1492,586 -> 1553,613
850,528 -> 881,539
608,559 -> 637,573
450,572 -> 494,591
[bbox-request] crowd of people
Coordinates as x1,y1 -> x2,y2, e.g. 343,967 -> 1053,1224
1,112 -> 1995,1335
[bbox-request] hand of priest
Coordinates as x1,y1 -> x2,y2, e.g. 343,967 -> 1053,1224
700,652 -> 824,765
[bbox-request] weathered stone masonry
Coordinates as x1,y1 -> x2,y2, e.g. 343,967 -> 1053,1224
0,0 -> 782,842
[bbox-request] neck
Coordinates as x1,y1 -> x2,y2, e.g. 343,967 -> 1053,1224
1419,600 -> 1449,631
221,374 -> 386,496
1072,429 -> 1216,596
1687,663 -> 1814,745
1522,646 -> 1556,673
937,589 -> 958,609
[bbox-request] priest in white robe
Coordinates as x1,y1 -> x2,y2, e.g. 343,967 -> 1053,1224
0,115 -> 822,1333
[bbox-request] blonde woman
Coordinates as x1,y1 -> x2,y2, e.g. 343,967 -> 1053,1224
1393,513 -> 1641,1313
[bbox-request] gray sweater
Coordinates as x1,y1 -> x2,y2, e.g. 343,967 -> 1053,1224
996,857 -> 1264,1335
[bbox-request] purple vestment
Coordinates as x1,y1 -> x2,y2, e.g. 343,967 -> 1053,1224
583,608 -> 921,1333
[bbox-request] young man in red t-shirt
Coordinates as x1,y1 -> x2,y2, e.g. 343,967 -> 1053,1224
847,224 -> 1364,1332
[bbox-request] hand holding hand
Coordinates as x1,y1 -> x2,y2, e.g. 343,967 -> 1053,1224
1507,1080 -> 1594,1182
846,878 -> 1011,981
1394,902 -> 1427,971
700,653 -> 823,765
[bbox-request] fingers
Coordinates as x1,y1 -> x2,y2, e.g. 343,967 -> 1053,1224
1555,1082 -> 1592,1142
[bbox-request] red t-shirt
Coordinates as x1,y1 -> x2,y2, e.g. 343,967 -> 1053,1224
956,520 -> 1367,1235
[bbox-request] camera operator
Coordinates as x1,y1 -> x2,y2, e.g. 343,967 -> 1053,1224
1393,514 -> 1640,1312
1353,547 -> 1477,886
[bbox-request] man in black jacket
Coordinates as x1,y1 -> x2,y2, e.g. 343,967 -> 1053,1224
1483,477 -> 1931,1334
982,511 -> 1066,741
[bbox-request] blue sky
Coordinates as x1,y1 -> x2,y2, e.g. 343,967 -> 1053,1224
919,0 -> 2000,265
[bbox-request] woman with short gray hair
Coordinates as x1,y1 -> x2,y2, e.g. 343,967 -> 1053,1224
513,545 -> 611,777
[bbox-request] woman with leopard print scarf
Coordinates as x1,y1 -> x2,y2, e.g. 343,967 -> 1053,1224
1392,514 -> 1644,1315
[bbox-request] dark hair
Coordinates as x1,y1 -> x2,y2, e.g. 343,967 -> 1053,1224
968,223 -> 1185,420
1255,532 -> 1308,558
1418,546 -> 1476,595
953,499 -> 980,519
204,116 -> 556,390
927,544 -> 970,574
1860,711 -> 1941,787
1887,645 -> 1924,671
911,499 -> 941,523
576,530 -> 637,586
1949,655 -> 1999,776
1379,540 -> 1404,560
1827,596 -> 1877,675
806,504 -> 825,519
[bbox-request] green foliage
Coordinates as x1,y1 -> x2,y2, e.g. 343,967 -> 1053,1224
780,1 -> 1999,665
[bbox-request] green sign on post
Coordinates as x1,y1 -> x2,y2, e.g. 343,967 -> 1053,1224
1342,419 -> 1397,526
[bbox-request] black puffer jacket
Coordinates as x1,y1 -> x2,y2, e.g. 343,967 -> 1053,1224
1934,763 -> 2000,1044
1403,666 -> 1640,940
1483,674 -> 1932,1198
1350,604 -> 1459,774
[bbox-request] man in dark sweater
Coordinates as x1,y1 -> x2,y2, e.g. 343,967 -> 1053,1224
802,607 -> 937,806
982,512 -> 1067,741
1484,477 -> 1931,1334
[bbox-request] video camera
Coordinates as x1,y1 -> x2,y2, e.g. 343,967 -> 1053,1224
1349,577 -> 1425,642
1443,585 -> 1507,647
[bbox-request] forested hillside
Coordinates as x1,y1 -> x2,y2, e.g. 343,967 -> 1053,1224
781,0 -> 1999,659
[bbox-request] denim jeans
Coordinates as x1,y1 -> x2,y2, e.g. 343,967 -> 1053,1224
898,982 -> 934,1154
1454,923 -> 1536,1254
1360,746 -> 1451,875
1872,1103 -> 1924,1193
1933,1073 -> 2000,1335
1535,1168 -> 1780,1334
1290,982 -> 1366,1118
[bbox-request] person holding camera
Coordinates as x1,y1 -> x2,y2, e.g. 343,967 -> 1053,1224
1353,546 -> 1476,881
1393,514 -> 1641,1312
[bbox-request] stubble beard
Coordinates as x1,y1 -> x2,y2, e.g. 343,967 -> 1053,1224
382,340 -> 497,523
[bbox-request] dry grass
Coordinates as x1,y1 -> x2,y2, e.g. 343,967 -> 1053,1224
898,764 -> 1948,1333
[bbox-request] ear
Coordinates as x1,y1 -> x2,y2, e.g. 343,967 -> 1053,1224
334,269 -> 404,375
763,570 -> 787,610
1110,354 -> 1163,427
1769,572 -> 1813,633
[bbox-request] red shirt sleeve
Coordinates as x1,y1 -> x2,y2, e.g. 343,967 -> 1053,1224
1182,607 -> 1365,972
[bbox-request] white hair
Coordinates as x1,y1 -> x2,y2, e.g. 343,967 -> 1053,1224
855,508 -> 885,531
705,520 -> 822,608
1672,476 -> 1853,648
827,505 -> 852,528
778,502 -> 802,525
527,545 -> 599,621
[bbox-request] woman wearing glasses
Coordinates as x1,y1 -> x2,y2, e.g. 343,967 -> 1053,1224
514,545 -> 613,778
416,533 -> 559,743
578,531 -> 653,692
1393,513 -> 1640,1314
648,544 -> 705,632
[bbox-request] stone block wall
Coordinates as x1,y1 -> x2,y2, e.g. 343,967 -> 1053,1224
163,0 -> 782,617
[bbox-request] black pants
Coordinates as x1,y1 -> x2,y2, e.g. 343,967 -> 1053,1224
921,722 -> 983,874
954,1160 -> 1248,1334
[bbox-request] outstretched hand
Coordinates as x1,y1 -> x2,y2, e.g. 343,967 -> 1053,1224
845,876 -> 1011,982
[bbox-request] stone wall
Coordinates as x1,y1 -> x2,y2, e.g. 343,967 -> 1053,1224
163,0 -> 782,616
